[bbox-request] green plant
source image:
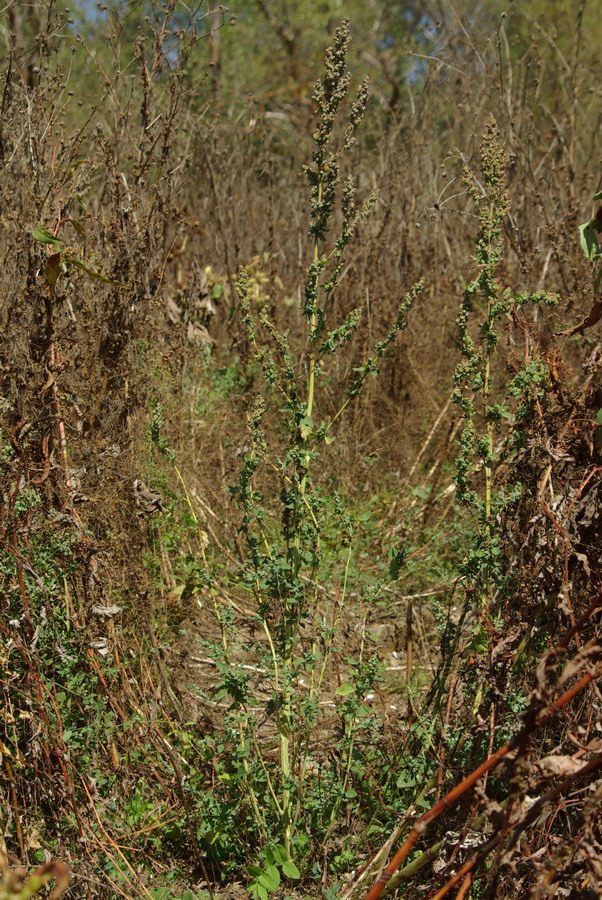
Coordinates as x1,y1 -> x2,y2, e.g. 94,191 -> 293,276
248,843 -> 300,900
199,19 -> 422,871
453,119 -> 558,617
32,214 -> 124,294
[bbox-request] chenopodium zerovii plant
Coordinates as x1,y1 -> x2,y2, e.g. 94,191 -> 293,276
453,119 -> 558,621
213,19 -> 423,874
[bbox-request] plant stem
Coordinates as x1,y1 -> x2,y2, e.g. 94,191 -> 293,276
481,201 -> 496,615
280,180 -> 325,859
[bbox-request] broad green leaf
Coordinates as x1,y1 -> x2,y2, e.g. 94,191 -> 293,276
212,283 -> 223,299
33,225 -> 62,245
272,844 -> 288,865
579,221 -> 601,260
259,865 -> 280,891
249,883 -> 267,900
266,865 -> 281,890
324,434 -> 335,444
281,861 -> 301,879
336,681 -> 355,697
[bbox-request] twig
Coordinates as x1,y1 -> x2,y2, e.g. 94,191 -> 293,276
362,659 -> 602,900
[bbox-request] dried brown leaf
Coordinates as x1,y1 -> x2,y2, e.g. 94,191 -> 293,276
535,755 -> 583,779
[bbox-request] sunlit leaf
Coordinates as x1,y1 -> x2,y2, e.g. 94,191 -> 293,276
281,860 -> 300,879
259,865 -> 280,891
579,221 -> 601,260
272,844 -> 287,865
299,416 -> 314,439
33,225 -> 62,245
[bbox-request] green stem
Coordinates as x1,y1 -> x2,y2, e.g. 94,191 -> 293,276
482,202 -> 496,615
281,181 -> 325,859
238,722 -> 269,840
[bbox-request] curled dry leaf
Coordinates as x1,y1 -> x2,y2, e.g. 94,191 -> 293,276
559,640 -> 602,687
133,479 -> 163,516
91,604 -> 122,618
535,755 -> 583,779
88,638 -> 110,657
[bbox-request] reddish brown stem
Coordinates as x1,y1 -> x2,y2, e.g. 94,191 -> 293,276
426,752 -> 602,900
362,661 -> 602,900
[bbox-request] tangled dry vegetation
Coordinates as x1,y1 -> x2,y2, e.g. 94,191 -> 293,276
0,2 -> 601,899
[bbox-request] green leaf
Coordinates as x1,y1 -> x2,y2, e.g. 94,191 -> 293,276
272,844 -> 288,865
324,434 -> 335,444
336,681 -> 355,697
281,860 -> 301,879
593,191 -> 602,201
65,218 -> 87,241
299,416 -> 314,439
389,545 -> 407,579
249,883 -> 267,900
579,221 -> 601,260
259,865 -> 280,891
263,846 -> 275,866
212,283 -> 223,299
33,225 -> 62,244
68,256 -> 125,286
467,623 -> 488,654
